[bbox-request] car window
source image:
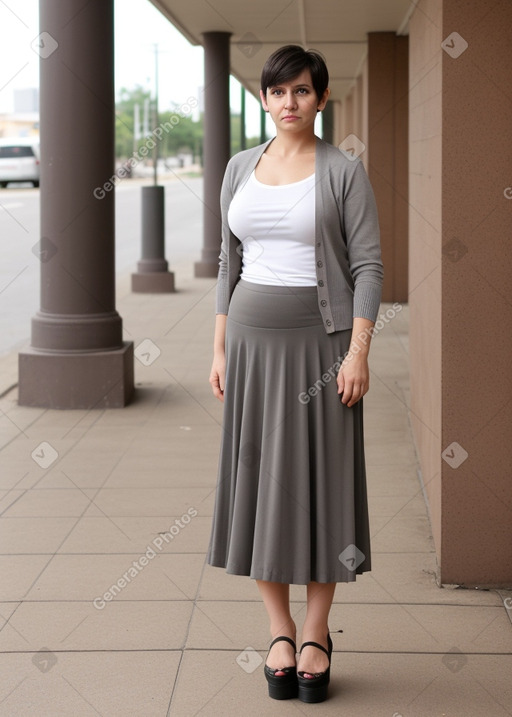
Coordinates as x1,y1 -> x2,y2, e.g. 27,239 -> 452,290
0,146 -> 35,158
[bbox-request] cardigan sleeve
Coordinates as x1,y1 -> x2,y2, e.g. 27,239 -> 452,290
215,160 -> 234,315
342,159 -> 384,321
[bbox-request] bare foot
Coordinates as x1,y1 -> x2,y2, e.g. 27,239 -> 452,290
266,631 -> 297,676
297,630 -> 330,678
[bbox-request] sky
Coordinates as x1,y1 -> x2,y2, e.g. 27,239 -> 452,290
0,0 -> 264,135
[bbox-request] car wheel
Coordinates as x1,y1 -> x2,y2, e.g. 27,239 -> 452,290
0,182 -> 7,189
33,180 -> 40,188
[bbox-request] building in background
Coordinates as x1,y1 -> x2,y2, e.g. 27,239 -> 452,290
0,88 -> 39,138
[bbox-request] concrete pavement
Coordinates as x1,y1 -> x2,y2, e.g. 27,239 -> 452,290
0,257 -> 511,716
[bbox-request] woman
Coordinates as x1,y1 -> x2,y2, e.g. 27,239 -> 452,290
207,45 -> 383,703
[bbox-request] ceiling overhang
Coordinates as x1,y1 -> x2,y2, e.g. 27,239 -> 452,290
150,0 -> 413,102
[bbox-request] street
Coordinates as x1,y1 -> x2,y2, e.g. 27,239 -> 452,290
0,175 -> 203,356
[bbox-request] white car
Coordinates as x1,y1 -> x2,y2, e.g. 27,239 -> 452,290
0,137 -> 40,188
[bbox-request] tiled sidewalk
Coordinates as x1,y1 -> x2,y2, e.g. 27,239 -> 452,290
0,266 -> 511,716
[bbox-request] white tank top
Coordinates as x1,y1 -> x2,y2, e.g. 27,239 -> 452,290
227,169 -> 317,286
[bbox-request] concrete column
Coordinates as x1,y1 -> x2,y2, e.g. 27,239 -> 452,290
367,32 -> 409,303
331,100 -> 342,147
344,92 -> 354,135
338,101 -> 346,149
131,186 -> 175,292
194,32 -> 231,278
18,0 -> 133,409
410,0 -> 512,586
260,105 -> 267,144
360,57 -> 369,173
240,85 -> 246,151
322,100 -> 334,145
354,75 -> 363,142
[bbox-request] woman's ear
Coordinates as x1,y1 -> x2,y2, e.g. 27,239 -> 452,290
260,89 -> 269,112
317,87 -> 331,112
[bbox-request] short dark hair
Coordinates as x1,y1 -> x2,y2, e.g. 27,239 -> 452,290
260,45 -> 329,102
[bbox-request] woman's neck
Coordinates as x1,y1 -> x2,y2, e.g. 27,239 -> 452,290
267,131 -> 317,158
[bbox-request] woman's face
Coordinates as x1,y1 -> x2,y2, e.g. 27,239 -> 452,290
260,68 -> 329,134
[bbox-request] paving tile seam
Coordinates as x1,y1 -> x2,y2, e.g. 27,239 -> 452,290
0,649 -> 510,656
0,552 -> 210,555
1,487 -> 217,491
0,408 -> 48,453
0,552 -> 210,557
0,601 -> 22,637
0,491 -> 29,517
165,538 -> 212,709
1,599 -> 505,607
0,504 -> 216,516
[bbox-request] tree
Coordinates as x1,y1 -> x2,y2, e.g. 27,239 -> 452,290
115,86 -> 203,161
230,114 -> 261,156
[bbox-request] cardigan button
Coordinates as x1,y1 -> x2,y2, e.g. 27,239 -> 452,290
317,260 -> 323,268
326,319 -> 332,326
321,300 -> 327,307
318,280 -> 324,287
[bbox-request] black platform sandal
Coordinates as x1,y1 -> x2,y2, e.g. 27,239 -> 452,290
263,635 -> 298,700
297,633 -> 333,703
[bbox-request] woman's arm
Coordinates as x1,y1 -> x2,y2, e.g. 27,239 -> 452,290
337,317 -> 375,407
209,313 -> 227,402
343,160 -> 383,324
335,157 -> 382,406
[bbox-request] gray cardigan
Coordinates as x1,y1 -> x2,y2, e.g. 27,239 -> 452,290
216,136 -> 383,333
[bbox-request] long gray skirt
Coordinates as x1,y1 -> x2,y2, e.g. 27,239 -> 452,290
206,280 -> 371,584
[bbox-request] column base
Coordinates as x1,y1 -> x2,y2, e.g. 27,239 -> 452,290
194,261 -> 218,278
131,272 -> 175,293
18,342 -> 134,409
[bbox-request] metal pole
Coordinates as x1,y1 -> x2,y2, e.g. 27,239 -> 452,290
240,84 -> 246,151
153,43 -> 159,185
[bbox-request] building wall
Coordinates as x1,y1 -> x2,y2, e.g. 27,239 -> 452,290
440,0 -> 512,584
408,0 -> 443,559
410,0 -> 512,585
361,56 -> 369,173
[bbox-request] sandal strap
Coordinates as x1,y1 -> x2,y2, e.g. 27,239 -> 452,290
299,640 -> 329,657
268,635 -> 297,652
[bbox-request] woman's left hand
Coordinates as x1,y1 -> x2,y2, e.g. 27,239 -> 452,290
337,353 -> 370,407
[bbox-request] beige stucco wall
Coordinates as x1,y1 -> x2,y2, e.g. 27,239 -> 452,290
410,0 -> 512,585
333,59 -> 368,173
440,0 -> 512,584
408,0 -> 443,561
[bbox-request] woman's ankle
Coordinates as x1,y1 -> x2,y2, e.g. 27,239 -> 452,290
300,623 -> 329,641
270,619 -> 296,640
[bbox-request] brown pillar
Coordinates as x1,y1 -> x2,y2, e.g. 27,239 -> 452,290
441,0 -> 512,585
367,32 -> 409,303
322,100 -> 334,145
409,0 -> 512,586
194,32 -> 231,278
131,186 -> 175,292
344,92 -> 354,135
18,0 -> 133,409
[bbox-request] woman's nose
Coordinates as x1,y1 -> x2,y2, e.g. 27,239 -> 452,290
284,93 -> 297,108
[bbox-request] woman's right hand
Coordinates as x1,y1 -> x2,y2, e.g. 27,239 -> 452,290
209,353 -> 226,402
